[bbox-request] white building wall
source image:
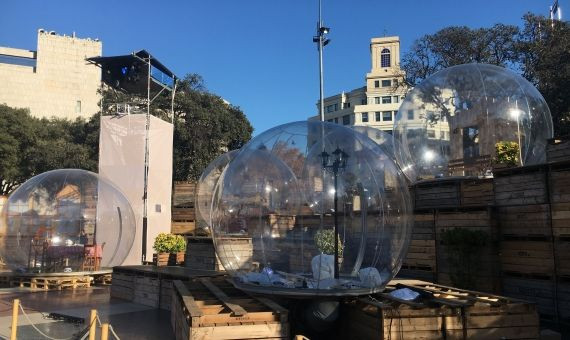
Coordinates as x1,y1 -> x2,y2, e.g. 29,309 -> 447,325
0,30 -> 102,120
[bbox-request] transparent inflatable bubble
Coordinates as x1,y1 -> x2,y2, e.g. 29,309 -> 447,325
196,150 -> 238,232
394,63 -> 553,181
0,169 -> 136,273
211,121 -> 412,296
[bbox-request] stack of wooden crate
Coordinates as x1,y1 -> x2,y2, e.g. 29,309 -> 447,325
400,212 -> 437,281
494,166 -> 558,320
184,237 -> 224,271
171,181 -> 199,235
549,161 -> 570,324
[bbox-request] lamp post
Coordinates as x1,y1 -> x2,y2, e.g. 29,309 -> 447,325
321,147 -> 348,279
313,0 -> 330,122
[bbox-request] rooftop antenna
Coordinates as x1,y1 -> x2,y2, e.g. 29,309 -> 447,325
313,0 -> 330,122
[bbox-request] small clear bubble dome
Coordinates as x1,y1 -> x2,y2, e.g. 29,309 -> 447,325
393,63 -> 554,181
195,150 -> 238,232
0,169 -> 136,273
210,121 -> 412,296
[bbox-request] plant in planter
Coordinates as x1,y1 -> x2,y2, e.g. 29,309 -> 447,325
314,229 -> 344,258
153,233 -> 186,266
495,141 -> 520,168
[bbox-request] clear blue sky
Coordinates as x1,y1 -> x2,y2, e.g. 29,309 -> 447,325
0,0 -> 560,134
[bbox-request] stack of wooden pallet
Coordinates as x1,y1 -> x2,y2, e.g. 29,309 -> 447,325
10,275 -> 91,290
400,212 -> 437,281
170,277 -> 289,340
172,181 -> 199,236
342,279 -> 539,340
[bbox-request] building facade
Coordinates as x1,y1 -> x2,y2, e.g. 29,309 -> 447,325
310,36 -> 407,134
0,29 -> 102,120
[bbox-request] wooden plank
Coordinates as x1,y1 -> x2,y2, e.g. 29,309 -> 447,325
199,278 -> 247,317
173,280 -> 204,317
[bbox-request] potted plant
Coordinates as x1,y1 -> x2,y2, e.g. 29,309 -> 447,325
314,229 -> 344,261
153,233 -> 186,266
494,141 -> 520,169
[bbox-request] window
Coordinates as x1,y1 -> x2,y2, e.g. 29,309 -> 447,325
386,130 -> 393,135
362,112 -> 369,123
334,103 -> 338,111
382,96 -> 392,104
463,126 -> 480,159
393,96 -> 399,103
342,115 -> 350,125
427,130 -> 436,138
407,110 -> 414,120
334,117 -> 339,124
440,131 -> 445,139
381,48 -> 391,68
374,80 -> 380,88
361,98 -> 367,105
375,97 -> 381,104
326,105 -> 334,113
383,111 -> 392,121
327,119 -> 333,123
0,54 -> 36,67
381,79 -> 392,87
343,102 -> 351,109
375,112 -> 381,121
75,100 -> 81,114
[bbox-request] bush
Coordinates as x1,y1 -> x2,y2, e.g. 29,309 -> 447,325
153,233 -> 186,253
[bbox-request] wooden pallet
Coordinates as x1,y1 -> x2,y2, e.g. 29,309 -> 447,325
171,277 -> 289,340
10,276 -> 91,290
401,213 -> 437,281
413,180 -> 461,209
460,178 -> 494,207
500,240 -> 555,277
343,280 -> 539,340
173,181 -> 197,208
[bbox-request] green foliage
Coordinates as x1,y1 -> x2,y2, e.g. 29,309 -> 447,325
0,104 -> 98,195
153,233 -> 186,253
314,229 -> 344,257
495,141 -> 520,167
441,228 -> 488,289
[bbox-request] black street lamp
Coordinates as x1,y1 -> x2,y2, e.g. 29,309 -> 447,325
321,146 -> 348,279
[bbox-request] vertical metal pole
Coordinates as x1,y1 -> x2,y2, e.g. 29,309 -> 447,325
333,170 -> 339,279
10,299 -> 19,340
89,309 -> 97,340
142,57 -> 151,263
318,0 -> 325,122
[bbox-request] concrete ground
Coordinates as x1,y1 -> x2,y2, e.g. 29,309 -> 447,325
0,286 -> 173,340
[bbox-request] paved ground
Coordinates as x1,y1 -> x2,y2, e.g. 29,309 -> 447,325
0,286 -> 174,340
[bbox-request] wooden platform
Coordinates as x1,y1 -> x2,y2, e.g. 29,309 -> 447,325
343,279 -> 540,340
171,277 -> 289,340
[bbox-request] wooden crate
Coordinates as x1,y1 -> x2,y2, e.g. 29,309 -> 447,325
401,213 -> 436,281
551,203 -> 570,238
172,221 -> 206,236
555,238 -> 570,277
500,240 -> 555,277
343,280 -> 539,340
171,278 -> 289,340
268,214 -> 295,238
185,237 -> 224,271
493,166 -> 548,206
413,180 -> 460,209
172,181 -> 196,208
498,204 -> 552,239
547,138 -> 570,163
557,278 -> 570,323
549,163 -> 570,203
460,178 -> 494,207
502,275 -> 556,319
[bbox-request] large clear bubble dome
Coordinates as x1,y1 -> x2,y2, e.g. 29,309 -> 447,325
211,121 -> 412,296
394,63 -> 554,181
0,169 -> 136,273
196,150 -> 238,232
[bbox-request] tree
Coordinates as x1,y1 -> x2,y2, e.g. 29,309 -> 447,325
402,24 -> 520,86
518,14 -> 570,136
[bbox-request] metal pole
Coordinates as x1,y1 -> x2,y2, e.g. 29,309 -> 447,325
10,299 -> 19,340
333,169 -> 339,279
142,57 -> 151,264
318,0 -> 325,122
